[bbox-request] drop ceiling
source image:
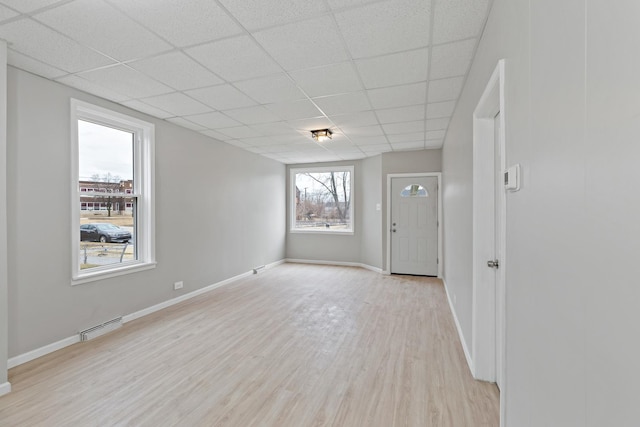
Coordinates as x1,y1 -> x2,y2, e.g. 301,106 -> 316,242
0,0 -> 491,164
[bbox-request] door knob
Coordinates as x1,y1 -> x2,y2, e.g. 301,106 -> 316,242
487,259 -> 499,269
392,229 -> 396,232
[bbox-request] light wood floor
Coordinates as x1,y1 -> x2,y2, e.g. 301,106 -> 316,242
0,263 -> 499,426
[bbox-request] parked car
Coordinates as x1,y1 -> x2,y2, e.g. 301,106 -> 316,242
80,223 -> 131,243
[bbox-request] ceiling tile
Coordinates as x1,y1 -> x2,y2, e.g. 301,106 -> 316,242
165,117 -> 207,132
183,112 -> 242,129
290,62 -> 362,98
342,124 -> 384,137
426,117 -> 450,131
427,101 -> 456,119
217,0 -> 328,31
78,65 -> 173,99
338,152 -> 367,160
242,134 -> 305,147
382,120 -> 425,135
8,49 -> 66,79
0,18 -> 114,73
56,74 -> 130,103
0,0 -> 60,13
428,76 -> 465,103
335,0 -> 430,59
367,82 -> 427,109
348,135 -> 389,145
387,132 -> 425,143
355,48 -> 428,89
254,16 -> 349,71
35,0 -> 171,62
222,105 -> 281,125
359,143 -> 392,153
313,92 -> 371,116
201,129 -> 234,140
108,0 -> 242,47
186,84 -> 257,111
186,35 -> 282,82
426,130 -> 446,140
391,141 -> 425,150
121,99 -> 174,119
264,99 -> 324,121
129,51 -> 223,91
327,0 -> 382,9
140,92 -> 211,116
223,139 -> 251,148
0,4 -> 18,21
430,38 -> 477,79
234,73 -> 306,104
287,117 -> 334,132
332,111 -> 379,128
375,105 -> 425,124
217,126 -> 263,139
432,0 -> 490,44
250,122 -> 296,136
425,139 -> 444,148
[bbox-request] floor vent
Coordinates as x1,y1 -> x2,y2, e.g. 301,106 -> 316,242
253,265 -> 266,274
79,317 -> 122,342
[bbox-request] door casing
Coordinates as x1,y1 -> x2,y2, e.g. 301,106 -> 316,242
385,172 -> 442,277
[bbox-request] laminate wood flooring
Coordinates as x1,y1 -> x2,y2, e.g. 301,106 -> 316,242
0,263 -> 499,426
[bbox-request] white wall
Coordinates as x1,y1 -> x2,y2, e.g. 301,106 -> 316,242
6,68 -> 286,357
360,155 -> 382,269
442,0 -> 640,425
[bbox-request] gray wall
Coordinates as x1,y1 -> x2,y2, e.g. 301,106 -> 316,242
359,155 -> 382,269
285,160 -> 363,264
0,43 -> 8,387
442,0 -> 640,425
380,150 -> 441,269
7,68 -> 286,357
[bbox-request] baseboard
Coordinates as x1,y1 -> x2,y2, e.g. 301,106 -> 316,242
8,260 -> 287,369
442,277 -> 474,375
0,381 -> 11,397
8,335 -> 79,369
285,258 -> 383,273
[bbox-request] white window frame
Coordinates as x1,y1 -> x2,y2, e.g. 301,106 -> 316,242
71,99 -> 156,285
289,165 -> 354,235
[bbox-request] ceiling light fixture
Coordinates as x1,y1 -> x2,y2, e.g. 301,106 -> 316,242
311,129 -> 333,142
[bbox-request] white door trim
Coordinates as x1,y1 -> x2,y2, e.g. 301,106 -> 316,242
472,60 -> 506,426
385,172 -> 442,278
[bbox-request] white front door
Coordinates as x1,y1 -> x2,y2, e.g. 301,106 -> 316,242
494,112 -> 505,390
390,176 -> 438,276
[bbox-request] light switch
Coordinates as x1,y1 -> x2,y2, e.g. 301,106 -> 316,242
375,203 -> 381,211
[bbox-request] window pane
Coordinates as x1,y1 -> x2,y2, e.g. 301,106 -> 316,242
294,170 -> 352,231
79,199 -> 137,270
78,120 -> 136,271
400,184 -> 428,197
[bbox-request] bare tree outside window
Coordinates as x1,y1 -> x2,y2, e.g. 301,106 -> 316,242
292,168 -> 353,232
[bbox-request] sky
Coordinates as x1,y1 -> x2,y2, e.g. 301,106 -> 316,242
78,120 -> 133,181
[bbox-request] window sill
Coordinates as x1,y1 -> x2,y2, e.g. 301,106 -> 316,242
71,261 -> 157,286
289,229 -> 355,236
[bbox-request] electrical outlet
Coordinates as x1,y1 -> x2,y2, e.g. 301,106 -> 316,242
174,281 -> 183,290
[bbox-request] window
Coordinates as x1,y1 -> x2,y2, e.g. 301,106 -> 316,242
400,184 -> 428,197
290,166 -> 354,234
71,99 -> 155,284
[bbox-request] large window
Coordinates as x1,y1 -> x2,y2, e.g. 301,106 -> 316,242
71,99 -> 155,284
290,166 -> 354,234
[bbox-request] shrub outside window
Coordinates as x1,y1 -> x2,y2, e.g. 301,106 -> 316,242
290,166 -> 354,234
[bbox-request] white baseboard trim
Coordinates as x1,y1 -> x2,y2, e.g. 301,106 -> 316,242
285,258 -> 383,274
7,260 -> 287,370
0,381 -> 11,397
442,277 -> 474,375
8,335 -> 79,369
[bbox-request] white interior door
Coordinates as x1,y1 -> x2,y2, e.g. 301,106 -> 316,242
494,112 -> 505,390
390,176 -> 438,276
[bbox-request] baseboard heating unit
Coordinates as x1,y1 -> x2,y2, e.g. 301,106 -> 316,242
79,317 -> 123,341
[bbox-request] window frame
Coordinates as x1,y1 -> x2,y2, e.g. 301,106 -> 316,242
70,99 -> 156,285
289,165 -> 355,235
